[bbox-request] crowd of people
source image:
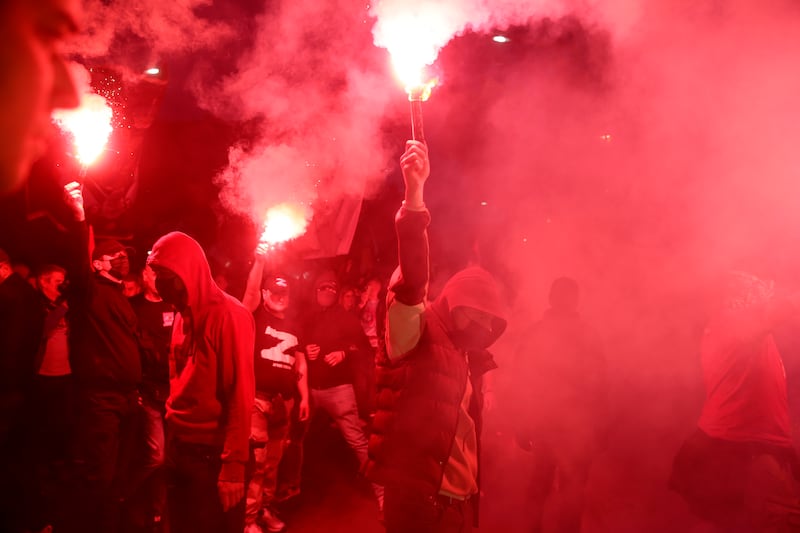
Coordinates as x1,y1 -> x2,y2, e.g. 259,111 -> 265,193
0,135 -> 511,533
5,2 -> 800,533
0,225 -> 393,533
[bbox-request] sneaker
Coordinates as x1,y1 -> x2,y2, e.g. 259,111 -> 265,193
244,523 -> 264,533
260,507 -> 286,533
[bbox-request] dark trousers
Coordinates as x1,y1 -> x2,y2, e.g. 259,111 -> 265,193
526,438 -> 592,533
0,393 -> 40,532
71,388 -> 141,533
28,375 -> 76,530
166,440 -> 245,533
122,397 -> 167,530
670,429 -> 800,532
384,485 -> 473,533
31,374 -> 75,465
276,399 -> 308,501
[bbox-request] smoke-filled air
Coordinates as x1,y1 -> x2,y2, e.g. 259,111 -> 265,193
58,0 -> 800,530
202,0 -> 800,529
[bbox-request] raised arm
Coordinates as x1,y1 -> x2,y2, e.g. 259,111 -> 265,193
385,141 -> 431,362
62,182 -> 93,297
241,246 -> 268,313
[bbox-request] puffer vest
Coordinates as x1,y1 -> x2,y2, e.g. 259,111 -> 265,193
365,310 -> 469,496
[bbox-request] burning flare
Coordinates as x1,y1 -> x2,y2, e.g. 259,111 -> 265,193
259,202 -> 311,248
371,5 -> 445,142
53,92 -> 113,167
371,4 -> 450,94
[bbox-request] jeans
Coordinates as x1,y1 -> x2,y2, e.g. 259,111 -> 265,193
276,398 -> 308,501
311,384 -> 369,465
245,394 -> 292,524
124,398 -> 167,524
311,384 -> 383,504
384,485 -> 473,533
166,439 -> 245,533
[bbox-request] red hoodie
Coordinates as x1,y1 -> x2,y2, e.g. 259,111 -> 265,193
148,232 -> 255,482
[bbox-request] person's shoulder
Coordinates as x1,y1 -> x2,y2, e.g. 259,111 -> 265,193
220,293 -> 256,326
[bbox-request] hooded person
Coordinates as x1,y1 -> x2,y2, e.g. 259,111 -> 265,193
365,140 -> 508,533
147,231 -> 255,533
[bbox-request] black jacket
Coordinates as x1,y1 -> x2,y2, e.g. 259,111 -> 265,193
303,305 -> 370,390
66,222 -> 141,390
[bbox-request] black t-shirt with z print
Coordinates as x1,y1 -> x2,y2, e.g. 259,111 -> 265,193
253,306 -> 300,396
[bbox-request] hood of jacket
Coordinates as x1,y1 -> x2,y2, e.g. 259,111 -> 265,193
431,266 -> 508,347
147,232 -> 226,314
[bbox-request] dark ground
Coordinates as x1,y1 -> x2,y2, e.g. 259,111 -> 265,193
275,408 -> 716,533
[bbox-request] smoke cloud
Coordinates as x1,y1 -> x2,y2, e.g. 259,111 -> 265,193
193,1 -> 396,241
70,0 -> 800,529
73,0 -> 231,65
408,1 -> 800,531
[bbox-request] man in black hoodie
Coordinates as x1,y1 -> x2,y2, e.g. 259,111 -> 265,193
366,141 -> 508,533
303,271 -> 383,510
63,183 -> 142,533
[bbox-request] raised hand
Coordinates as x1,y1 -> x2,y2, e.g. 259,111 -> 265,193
400,140 -> 429,209
64,181 -> 85,222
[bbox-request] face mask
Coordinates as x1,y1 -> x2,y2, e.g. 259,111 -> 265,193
451,324 -> 497,351
156,274 -> 188,310
109,256 -> 130,280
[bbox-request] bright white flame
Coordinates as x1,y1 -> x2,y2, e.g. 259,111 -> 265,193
371,5 -> 452,91
53,93 -> 113,167
259,203 -> 311,246
145,67 -> 160,75
493,35 -> 510,43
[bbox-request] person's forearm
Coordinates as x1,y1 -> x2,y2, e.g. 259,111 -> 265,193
295,351 -> 309,402
392,207 -> 431,306
297,370 -> 309,405
404,183 -> 425,210
220,318 -> 255,482
64,219 -> 92,296
241,256 -> 265,312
